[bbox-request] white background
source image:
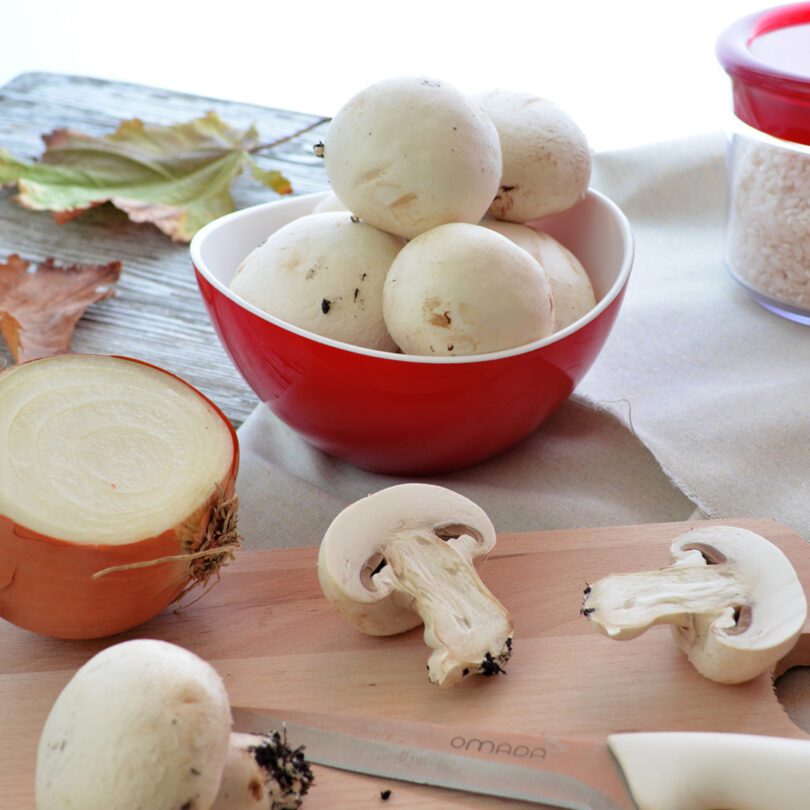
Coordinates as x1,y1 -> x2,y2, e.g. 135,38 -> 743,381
3,0 -> 766,151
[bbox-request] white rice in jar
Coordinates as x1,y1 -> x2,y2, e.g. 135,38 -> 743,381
726,135 -> 810,310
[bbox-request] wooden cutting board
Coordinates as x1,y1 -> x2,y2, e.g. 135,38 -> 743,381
2,518 -> 809,809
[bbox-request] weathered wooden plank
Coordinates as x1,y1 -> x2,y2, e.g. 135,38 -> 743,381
0,72 -> 331,425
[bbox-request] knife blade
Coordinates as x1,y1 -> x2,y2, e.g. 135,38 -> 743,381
233,707 -> 810,809
232,706 -> 634,809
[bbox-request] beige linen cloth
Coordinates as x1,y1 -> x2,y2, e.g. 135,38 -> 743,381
236,132 -> 810,549
234,132 -> 810,727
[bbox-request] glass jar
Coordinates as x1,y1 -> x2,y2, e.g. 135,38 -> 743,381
717,3 -> 810,325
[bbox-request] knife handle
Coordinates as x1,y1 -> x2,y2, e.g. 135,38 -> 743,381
608,732 -> 810,810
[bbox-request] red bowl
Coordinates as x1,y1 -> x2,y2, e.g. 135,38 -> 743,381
191,191 -> 633,474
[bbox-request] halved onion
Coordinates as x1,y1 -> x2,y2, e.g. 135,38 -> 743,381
0,354 -> 239,639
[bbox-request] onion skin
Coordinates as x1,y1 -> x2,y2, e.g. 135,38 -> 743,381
0,356 -> 240,640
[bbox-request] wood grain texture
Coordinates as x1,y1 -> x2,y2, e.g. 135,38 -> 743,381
2,518 -> 809,808
0,72 -> 331,426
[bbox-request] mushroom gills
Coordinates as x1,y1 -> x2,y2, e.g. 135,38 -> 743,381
376,530 -> 513,687
582,526 -> 807,684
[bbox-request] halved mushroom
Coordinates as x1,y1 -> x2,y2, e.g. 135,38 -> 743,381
582,526 -> 807,684
317,484 -> 513,687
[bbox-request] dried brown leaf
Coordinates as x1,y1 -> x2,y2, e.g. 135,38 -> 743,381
0,255 -> 121,363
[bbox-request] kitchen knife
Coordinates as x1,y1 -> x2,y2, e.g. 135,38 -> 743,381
232,707 -> 810,810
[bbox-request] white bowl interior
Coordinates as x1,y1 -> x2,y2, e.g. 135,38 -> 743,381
191,189 -> 633,361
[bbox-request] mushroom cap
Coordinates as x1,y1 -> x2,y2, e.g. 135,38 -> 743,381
383,223 -> 554,356
230,212 -> 403,351
480,220 -> 596,331
324,76 -> 502,240
474,89 -> 591,222
312,191 -> 349,214
36,639 -> 231,810
670,526 -> 807,684
317,483 -> 497,636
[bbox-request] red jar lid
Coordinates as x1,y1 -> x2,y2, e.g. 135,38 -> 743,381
716,3 -> 810,144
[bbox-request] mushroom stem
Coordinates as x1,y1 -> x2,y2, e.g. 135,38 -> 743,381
377,530 -> 513,687
210,731 -> 314,810
584,555 -> 749,640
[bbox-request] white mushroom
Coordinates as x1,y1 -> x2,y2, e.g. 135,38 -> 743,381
210,732 -> 314,810
317,484 -> 513,687
480,219 -> 596,331
473,89 -> 591,222
323,76 -> 502,240
582,526 -> 808,684
312,191 -> 348,214
231,212 -> 403,351
383,223 -> 554,356
36,639 -> 231,810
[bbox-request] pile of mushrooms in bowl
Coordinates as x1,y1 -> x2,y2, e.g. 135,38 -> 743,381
191,76 -> 634,474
